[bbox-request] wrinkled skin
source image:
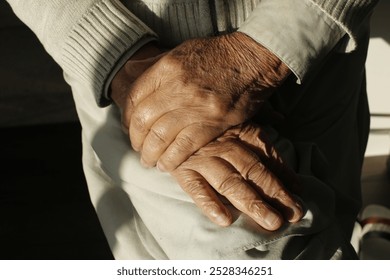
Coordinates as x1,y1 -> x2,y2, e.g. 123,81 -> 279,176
110,33 -> 302,231
114,32 -> 290,172
171,123 -> 303,230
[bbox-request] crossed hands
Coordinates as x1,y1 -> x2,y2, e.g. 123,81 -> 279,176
110,32 -> 303,231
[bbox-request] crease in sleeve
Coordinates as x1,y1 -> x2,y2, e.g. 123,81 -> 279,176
238,0 -> 345,83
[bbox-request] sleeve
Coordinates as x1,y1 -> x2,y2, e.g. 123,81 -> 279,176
6,0 -> 158,106
238,0 -> 378,83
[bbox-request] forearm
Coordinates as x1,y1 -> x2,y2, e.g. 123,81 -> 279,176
6,0 -> 158,106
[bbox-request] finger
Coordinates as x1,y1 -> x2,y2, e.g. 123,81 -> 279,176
140,109 -> 191,168
157,123 -> 225,172
123,54 -> 177,131
124,59 -> 164,110
129,90 -> 175,152
119,70 -> 159,127
187,156 -> 283,231
216,139 -> 303,223
244,162 -> 303,223
171,168 -> 233,226
117,54 -> 168,131
236,125 -> 303,195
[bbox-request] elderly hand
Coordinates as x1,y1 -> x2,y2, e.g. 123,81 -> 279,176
110,42 -> 165,114
117,32 -> 290,172
171,123 -> 303,231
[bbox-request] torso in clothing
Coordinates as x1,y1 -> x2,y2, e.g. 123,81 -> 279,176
122,0 -> 260,47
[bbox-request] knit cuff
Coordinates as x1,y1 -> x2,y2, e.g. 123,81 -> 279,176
61,0 -> 157,107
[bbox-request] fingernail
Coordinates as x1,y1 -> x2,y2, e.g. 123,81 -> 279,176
208,205 -> 232,227
289,201 -> 304,223
264,212 -> 282,230
213,210 -> 232,227
156,161 -> 166,172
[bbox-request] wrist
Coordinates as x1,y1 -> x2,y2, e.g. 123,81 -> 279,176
226,32 -> 291,88
110,42 -> 163,108
129,42 -> 162,60
168,33 -> 290,97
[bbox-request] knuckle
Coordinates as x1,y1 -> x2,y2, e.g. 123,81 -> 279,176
179,177 -> 216,207
182,178 -> 204,195
249,163 -> 288,200
208,101 -> 227,119
247,163 -> 271,187
222,138 -> 240,148
156,157 -> 171,172
218,173 -> 244,196
148,126 -> 168,145
163,141 -> 200,170
174,134 -> 198,153
132,112 -> 148,133
247,200 -> 266,217
203,140 -> 233,156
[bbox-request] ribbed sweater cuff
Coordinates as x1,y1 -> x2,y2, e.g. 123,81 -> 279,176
61,0 -> 157,107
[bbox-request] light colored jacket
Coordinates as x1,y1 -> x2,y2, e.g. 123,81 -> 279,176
7,0 -> 378,105
4,0 -> 378,259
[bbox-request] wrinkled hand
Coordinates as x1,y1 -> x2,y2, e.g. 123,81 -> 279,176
171,123 -> 303,231
110,42 -> 165,113
118,32 -> 290,172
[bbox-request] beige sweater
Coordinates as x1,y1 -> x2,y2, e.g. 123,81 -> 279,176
6,0 -> 378,106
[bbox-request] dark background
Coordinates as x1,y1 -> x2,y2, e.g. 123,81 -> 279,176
0,1 -> 113,259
